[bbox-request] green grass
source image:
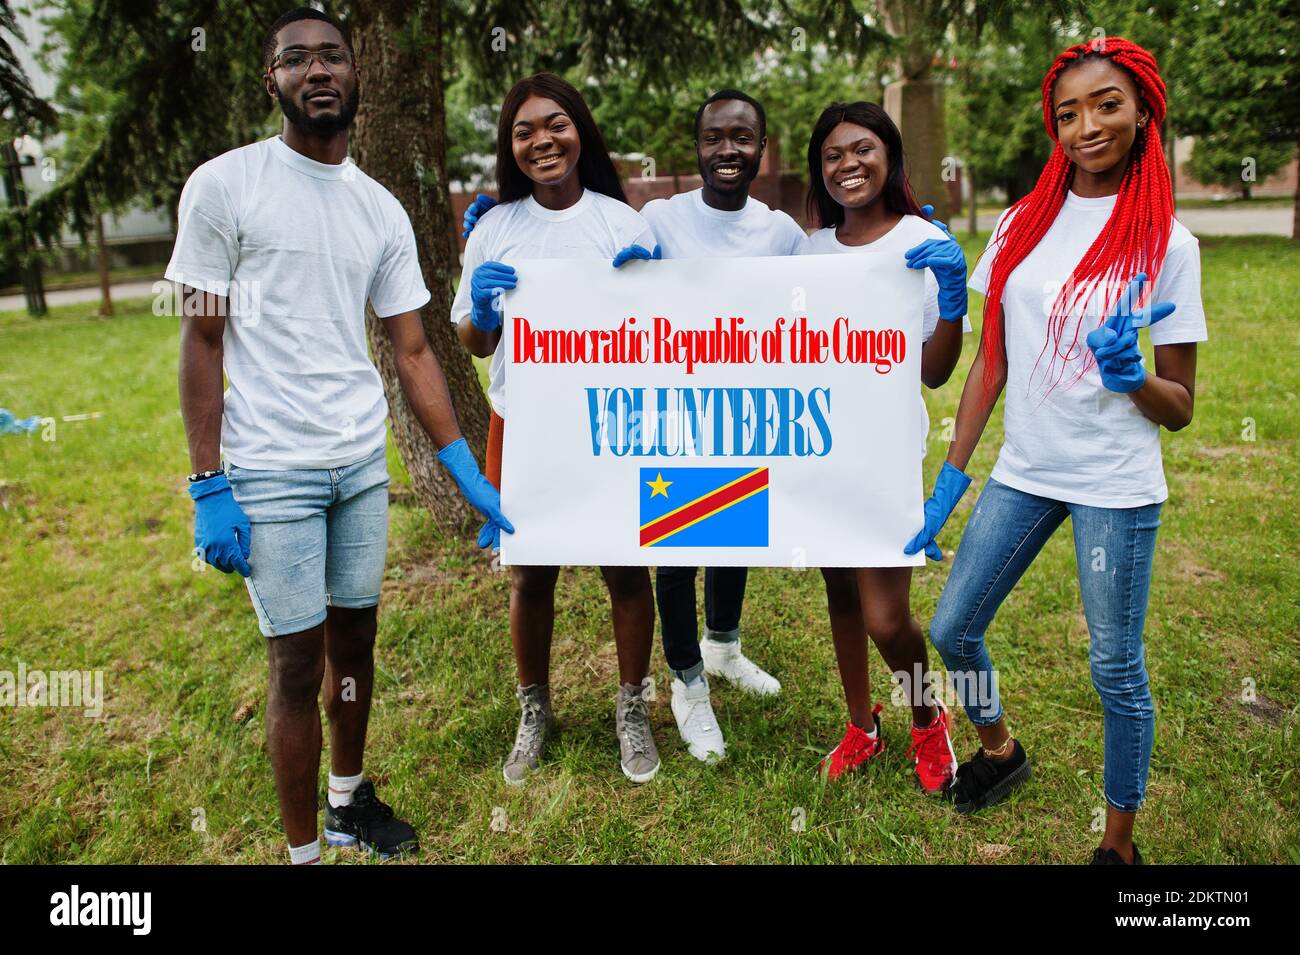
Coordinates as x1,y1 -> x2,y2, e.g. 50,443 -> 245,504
1,236 -> 1296,864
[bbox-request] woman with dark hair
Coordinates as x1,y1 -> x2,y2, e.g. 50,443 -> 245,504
801,101 -> 971,792
915,40 -> 1205,864
452,72 -> 663,786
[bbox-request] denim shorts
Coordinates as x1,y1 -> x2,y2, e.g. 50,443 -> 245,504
225,445 -> 390,637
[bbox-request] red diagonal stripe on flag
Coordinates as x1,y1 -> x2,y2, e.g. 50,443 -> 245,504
639,468 -> 769,547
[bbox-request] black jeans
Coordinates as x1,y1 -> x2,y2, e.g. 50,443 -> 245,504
654,566 -> 749,679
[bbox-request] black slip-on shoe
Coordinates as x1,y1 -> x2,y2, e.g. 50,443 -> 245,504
944,739 -> 1031,814
1090,842 -> 1144,865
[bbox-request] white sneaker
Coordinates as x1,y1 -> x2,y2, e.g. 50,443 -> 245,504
670,677 -> 726,763
701,638 -> 780,696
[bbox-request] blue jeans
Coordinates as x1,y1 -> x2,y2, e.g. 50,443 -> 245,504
225,446 -> 390,637
929,477 -> 1161,812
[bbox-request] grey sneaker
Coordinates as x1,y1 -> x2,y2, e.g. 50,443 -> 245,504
616,678 -> 660,783
503,683 -> 552,785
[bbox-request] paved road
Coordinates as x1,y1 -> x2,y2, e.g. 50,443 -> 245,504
0,278 -> 162,314
1,205 -> 1291,314
968,205 -> 1291,236
1171,205 -> 1292,237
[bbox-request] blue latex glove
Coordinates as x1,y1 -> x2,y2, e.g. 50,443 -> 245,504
612,243 -> 662,268
437,437 -> 515,550
469,260 -> 516,333
0,409 -> 41,434
189,473 -> 252,576
462,193 -> 498,238
904,234 -> 968,323
1085,272 -> 1176,393
920,203 -> 955,239
904,462 -> 972,562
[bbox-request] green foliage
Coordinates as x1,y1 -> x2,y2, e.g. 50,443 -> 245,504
752,44 -> 885,176
946,9 -> 1060,203
1187,132 -> 1294,199
0,0 -> 56,136
587,75 -> 706,178
32,0 -> 126,219
11,0 -> 279,245
443,75 -> 496,189
446,0 -> 778,102
1169,0 -> 1300,146
446,1 -> 894,186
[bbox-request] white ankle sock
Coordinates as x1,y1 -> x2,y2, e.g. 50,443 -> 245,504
327,771 -> 364,808
288,839 -> 320,865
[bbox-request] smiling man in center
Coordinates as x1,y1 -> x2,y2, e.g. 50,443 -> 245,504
636,90 -> 808,763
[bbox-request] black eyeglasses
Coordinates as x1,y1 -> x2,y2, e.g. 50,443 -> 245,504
270,49 -> 354,75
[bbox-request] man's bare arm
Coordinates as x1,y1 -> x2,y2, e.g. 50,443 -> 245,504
178,286 -> 227,472
384,311 -> 464,448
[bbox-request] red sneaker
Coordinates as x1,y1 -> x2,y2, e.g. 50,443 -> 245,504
818,703 -> 885,780
908,702 -> 958,794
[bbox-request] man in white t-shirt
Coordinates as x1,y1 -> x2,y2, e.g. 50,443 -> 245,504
168,8 -> 509,865
639,92 -> 806,762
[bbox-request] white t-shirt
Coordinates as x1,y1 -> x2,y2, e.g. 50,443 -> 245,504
165,135 -> 430,470
451,189 -> 655,417
640,188 -> 809,258
969,191 -> 1207,507
802,214 -> 973,455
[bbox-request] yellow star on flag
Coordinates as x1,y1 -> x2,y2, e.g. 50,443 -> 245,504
646,472 -> 672,498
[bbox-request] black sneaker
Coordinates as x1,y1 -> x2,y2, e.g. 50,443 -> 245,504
323,779 -> 419,859
944,740 -> 1031,814
1090,842 -> 1144,865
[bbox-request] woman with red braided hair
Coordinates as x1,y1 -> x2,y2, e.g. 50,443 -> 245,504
907,38 -> 1206,863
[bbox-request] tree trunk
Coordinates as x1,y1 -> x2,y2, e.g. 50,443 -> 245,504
350,0 -> 489,529
1163,116 -> 1176,204
877,0 -> 954,222
966,165 -> 978,237
95,212 -> 113,317
884,77 -> 951,219
1293,138 -> 1300,240
2,140 -> 46,316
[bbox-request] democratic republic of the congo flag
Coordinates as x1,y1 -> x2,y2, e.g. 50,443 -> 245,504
639,467 -> 769,548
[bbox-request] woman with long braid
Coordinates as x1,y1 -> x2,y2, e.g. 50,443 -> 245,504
909,39 -> 1206,864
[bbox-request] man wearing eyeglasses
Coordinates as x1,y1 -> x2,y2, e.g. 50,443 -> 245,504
167,6 -> 510,865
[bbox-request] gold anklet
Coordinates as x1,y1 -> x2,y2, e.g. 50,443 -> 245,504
982,736 -> 1014,759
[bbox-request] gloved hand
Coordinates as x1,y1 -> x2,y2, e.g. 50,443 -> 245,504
904,462 -> 972,562
437,437 -> 515,550
462,193 -> 498,238
190,473 -> 252,576
612,243 -> 662,268
920,203 -> 955,239
904,233 -> 968,323
469,260 -> 516,333
1085,272 -> 1176,394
